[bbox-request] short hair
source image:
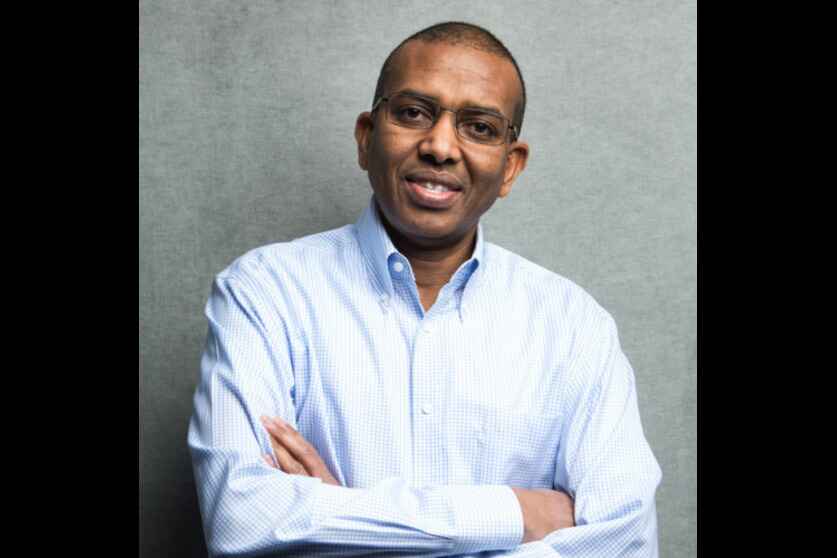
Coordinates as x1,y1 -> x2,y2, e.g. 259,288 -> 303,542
372,21 -> 527,136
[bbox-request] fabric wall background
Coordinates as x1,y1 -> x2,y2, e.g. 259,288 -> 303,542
139,1 -> 696,556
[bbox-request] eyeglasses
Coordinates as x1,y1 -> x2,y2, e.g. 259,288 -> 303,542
371,91 -> 518,146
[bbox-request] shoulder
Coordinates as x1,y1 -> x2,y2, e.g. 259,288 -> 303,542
207,225 -> 361,329
216,224 -> 359,287
483,241 -> 614,328
485,245 -> 628,396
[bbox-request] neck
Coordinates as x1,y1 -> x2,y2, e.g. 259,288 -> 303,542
396,230 -> 476,289
377,209 -> 477,290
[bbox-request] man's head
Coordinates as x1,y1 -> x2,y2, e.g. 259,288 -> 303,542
373,22 -> 527,136
355,22 -> 530,250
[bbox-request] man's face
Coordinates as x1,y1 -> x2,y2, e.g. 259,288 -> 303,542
355,40 -> 529,248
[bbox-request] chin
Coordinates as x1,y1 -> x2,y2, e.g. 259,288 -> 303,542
377,195 -> 467,244
405,219 -> 470,246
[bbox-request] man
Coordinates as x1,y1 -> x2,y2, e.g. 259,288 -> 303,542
189,21 -> 661,557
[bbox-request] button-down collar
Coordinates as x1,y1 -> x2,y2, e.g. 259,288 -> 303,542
354,196 -> 485,313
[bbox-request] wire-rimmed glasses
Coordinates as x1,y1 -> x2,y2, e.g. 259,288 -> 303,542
372,91 -> 518,146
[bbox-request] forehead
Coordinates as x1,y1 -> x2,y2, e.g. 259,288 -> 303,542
386,41 -> 520,117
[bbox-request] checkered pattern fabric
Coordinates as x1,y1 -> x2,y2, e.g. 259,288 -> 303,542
188,196 -> 661,557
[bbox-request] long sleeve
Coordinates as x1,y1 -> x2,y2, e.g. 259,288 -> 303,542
484,307 -> 662,558
187,272 -> 524,557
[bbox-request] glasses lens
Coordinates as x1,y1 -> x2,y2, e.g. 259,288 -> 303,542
457,110 -> 505,145
383,93 -> 509,145
388,94 -> 436,129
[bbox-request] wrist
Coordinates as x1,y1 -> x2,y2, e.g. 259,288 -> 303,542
447,485 -> 524,552
510,487 -> 534,543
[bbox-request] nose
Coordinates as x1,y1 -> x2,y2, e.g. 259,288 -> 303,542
417,110 -> 462,166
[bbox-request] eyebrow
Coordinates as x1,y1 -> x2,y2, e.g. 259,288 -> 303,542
396,89 -> 507,119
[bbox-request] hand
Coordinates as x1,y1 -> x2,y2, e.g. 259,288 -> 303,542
259,416 -> 341,486
511,488 -> 575,543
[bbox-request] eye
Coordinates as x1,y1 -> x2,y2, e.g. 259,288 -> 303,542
395,105 -> 433,125
462,119 -> 500,140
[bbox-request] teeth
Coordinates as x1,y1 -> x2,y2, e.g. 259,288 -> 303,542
421,182 -> 450,192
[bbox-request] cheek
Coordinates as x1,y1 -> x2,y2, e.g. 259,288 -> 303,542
370,130 -> 413,172
467,154 -> 507,196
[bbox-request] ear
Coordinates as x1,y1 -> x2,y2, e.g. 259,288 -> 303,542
354,112 -> 375,170
498,140 -> 530,198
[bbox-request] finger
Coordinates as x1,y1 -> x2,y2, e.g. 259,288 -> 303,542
270,432 -> 308,475
267,417 -> 322,471
260,417 -> 309,476
267,417 -> 339,485
262,453 -> 276,468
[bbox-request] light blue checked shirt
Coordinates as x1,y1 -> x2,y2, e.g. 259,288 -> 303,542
188,196 -> 661,557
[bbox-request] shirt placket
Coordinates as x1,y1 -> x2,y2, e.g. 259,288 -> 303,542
413,287 -> 462,488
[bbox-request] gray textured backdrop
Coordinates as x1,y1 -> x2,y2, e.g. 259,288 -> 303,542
139,1 -> 696,556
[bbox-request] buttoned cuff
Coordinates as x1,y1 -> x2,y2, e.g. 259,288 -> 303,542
448,485 -> 524,553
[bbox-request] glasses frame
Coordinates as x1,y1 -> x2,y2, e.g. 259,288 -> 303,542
371,91 -> 519,145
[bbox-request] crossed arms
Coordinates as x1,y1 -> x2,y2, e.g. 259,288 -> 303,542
188,273 -> 662,557
259,415 -> 575,546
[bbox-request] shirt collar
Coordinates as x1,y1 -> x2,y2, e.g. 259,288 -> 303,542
355,195 -> 485,300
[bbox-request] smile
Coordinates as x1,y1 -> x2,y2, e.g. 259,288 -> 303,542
402,176 -> 462,209
417,181 -> 455,192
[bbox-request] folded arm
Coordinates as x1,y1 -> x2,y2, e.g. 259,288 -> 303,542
187,273 -> 524,557
262,416 -> 578,552
484,309 -> 663,557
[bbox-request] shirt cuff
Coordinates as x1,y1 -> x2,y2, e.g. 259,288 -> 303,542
311,480 -> 364,524
448,485 -> 524,553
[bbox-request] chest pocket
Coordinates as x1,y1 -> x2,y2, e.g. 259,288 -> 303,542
447,399 -> 561,488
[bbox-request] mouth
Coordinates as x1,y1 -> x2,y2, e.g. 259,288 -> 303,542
402,173 -> 463,210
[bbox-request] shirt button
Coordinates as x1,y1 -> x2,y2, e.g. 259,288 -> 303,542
392,261 -> 404,273
421,404 -> 432,415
